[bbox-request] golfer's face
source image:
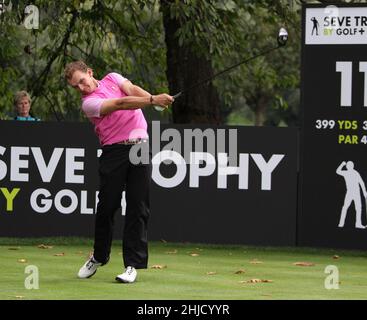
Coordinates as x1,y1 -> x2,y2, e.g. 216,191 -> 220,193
69,70 -> 95,95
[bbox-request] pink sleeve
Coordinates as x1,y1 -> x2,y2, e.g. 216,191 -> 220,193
82,98 -> 104,118
108,72 -> 128,87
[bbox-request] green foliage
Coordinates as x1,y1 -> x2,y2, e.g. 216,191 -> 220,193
170,0 -> 238,56
0,0 -> 302,125
209,0 -> 301,126
0,0 -> 167,121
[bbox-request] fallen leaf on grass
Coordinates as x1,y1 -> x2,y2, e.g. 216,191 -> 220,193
8,247 -> 21,250
165,250 -> 178,254
206,272 -> 217,275
250,259 -> 263,264
53,253 -> 65,257
150,265 -> 167,269
234,269 -> 246,274
333,255 -> 340,260
37,244 -> 53,249
240,279 -> 273,284
293,262 -> 315,267
17,259 -> 27,263
190,253 -> 200,257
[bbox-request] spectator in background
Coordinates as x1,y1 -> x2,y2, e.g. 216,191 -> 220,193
13,91 -> 40,121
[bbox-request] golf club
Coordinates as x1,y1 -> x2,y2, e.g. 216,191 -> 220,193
154,27 -> 288,111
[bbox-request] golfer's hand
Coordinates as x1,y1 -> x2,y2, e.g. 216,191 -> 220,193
152,94 -> 174,109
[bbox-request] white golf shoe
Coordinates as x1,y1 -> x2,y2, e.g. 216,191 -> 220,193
78,256 -> 102,279
115,266 -> 137,283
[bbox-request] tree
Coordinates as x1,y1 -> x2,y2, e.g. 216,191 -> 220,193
1,0 -> 362,126
209,0 -> 300,127
0,0 -> 168,121
157,0 -> 302,126
160,0 -> 224,124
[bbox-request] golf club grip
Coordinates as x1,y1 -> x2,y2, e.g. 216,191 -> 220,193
173,92 -> 182,99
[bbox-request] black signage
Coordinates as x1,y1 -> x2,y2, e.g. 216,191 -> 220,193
300,3 -> 367,249
0,121 -> 298,246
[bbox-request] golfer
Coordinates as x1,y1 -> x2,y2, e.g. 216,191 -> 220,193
64,60 -> 173,283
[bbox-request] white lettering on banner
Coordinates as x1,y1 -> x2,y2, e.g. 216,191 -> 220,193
81,190 -> 93,214
31,147 -> 63,182
11,147 -> 29,182
0,146 -> 7,180
30,189 -> 126,215
218,153 -> 249,189
0,146 -> 86,183
152,151 -> 187,188
30,189 -> 52,213
54,189 -> 78,214
189,152 -> 216,188
65,148 -> 85,184
152,151 -> 285,190
0,142 -> 286,216
251,154 -> 285,190
0,145 -> 284,191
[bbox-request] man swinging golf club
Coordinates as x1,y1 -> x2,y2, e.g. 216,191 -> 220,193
64,60 -> 173,283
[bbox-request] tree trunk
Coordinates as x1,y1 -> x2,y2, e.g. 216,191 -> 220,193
160,1 -> 221,124
254,96 -> 268,126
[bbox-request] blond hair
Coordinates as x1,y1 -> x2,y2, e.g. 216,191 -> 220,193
64,60 -> 90,80
14,91 -> 31,107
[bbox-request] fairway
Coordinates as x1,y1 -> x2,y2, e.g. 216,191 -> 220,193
1,238 -> 367,300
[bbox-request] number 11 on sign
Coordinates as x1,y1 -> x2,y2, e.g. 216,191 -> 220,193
336,61 -> 367,107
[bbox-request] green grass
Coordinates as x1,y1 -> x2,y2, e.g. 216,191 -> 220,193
1,237 -> 367,300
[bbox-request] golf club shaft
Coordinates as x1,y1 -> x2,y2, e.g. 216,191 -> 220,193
173,44 -> 281,99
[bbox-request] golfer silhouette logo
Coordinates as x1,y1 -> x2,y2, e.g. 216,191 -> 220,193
311,17 -> 320,36
336,161 -> 367,229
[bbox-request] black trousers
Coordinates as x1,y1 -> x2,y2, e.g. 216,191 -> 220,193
93,143 -> 151,269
